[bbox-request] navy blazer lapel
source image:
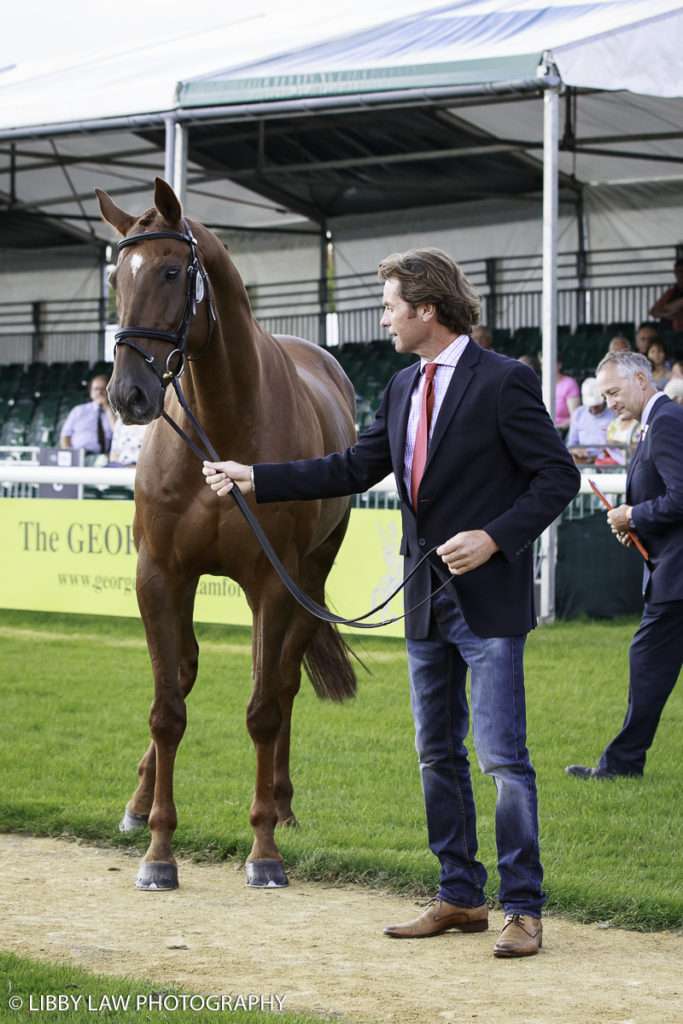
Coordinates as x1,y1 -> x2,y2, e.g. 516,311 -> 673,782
390,362 -> 421,502
626,395 -> 669,494
425,339 -> 479,469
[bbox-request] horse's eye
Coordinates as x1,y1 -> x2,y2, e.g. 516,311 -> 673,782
165,266 -> 181,282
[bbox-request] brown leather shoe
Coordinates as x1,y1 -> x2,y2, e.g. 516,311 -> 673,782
383,898 -> 488,938
493,914 -> 542,957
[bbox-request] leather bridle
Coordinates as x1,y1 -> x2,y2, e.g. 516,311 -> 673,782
114,220 -> 215,385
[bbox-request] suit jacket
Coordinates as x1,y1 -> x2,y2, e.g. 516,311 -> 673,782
626,394 -> 683,603
253,341 -> 580,639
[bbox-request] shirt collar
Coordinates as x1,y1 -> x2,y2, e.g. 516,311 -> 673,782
419,334 -> 469,371
641,390 -> 665,428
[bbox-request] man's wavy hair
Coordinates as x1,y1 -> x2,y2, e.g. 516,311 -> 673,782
378,248 -> 481,336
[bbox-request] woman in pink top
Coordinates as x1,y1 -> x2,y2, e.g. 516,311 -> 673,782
555,365 -> 580,431
537,354 -> 580,432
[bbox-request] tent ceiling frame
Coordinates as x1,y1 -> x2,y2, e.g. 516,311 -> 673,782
0,76 -> 557,143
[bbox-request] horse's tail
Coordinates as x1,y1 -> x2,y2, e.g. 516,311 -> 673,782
303,621 -> 359,702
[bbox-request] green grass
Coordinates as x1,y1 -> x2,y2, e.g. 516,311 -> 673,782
0,608 -> 681,932
0,952 -> 329,1024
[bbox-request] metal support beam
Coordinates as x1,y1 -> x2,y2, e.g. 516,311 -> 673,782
319,222 -> 329,347
539,66 -> 561,624
163,116 -> 188,206
173,122 -> 188,206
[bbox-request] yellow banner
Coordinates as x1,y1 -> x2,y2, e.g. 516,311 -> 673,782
1,499 -> 405,637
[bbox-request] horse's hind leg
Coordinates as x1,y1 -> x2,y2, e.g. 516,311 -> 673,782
273,516 -> 356,829
120,583 -> 199,834
272,609 -> 314,828
245,572 -> 305,887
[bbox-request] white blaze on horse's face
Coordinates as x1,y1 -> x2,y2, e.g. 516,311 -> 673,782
130,252 -> 144,278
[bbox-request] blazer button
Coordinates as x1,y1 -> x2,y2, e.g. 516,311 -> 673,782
418,538 -> 426,547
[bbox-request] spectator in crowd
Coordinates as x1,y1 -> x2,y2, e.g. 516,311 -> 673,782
608,335 -> 631,353
59,374 -> 115,455
538,355 -> 580,433
634,323 -> 660,355
204,247 -> 580,958
647,339 -> 671,390
664,377 -> 683,405
669,357 -> 683,379
472,325 -> 494,350
566,377 -> 616,464
649,258 -> 683,331
566,351 -> 683,780
605,407 -> 641,466
108,418 -> 148,466
518,354 -> 540,374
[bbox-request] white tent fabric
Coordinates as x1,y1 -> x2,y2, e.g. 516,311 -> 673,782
0,1 -> 439,129
177,0 -> 683,103
0,1 -> 681,243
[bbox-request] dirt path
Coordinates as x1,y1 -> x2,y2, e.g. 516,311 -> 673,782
1,835 -> 681,1024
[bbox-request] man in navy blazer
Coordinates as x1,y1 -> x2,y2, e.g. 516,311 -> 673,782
205,249 -> 580,957
567,351 -> 683,781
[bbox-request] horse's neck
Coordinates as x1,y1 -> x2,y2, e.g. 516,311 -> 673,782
184,232 -> 293,445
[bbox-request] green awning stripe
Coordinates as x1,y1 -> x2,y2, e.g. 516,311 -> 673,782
177,54 -> 543,108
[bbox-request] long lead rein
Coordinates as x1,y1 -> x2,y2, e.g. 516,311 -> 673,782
163,378 -> 452,629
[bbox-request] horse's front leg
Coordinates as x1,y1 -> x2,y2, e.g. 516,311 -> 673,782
131,552 -> 192,890
119,582 -> 199,836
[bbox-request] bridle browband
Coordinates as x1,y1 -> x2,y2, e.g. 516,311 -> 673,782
112,221 -> 452,629
114,220 -> 215,385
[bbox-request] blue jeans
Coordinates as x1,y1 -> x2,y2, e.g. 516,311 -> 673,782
406,589 -> 545,918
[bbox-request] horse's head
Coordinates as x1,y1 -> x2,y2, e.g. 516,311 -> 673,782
96,178 -> 213,424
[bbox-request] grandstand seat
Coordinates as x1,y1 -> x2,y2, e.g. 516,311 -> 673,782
576,322 -> 605,336
660,329 -> 683,353
605,321 -> 635,341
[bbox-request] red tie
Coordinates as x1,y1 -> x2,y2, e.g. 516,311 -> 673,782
411,362 -> 437,509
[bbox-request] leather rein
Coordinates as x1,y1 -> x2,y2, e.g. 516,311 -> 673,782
113,224 -> 451,629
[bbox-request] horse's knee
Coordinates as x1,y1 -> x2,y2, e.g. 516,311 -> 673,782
246,694 -> 282,746
149,695 -> 187,747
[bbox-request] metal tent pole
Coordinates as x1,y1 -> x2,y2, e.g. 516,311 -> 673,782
163,115 -> 188,207
539,59 -> 561,623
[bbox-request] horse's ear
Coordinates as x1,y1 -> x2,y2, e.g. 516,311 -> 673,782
154,177 -> 183,227
94,188 -> 136,237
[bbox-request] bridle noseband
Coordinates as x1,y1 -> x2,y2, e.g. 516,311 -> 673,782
114,219 -> 215,385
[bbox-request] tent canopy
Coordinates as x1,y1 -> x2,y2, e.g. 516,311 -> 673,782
1,1 -> 682,251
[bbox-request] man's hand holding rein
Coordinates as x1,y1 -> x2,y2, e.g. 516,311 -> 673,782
203,460 -> 253,496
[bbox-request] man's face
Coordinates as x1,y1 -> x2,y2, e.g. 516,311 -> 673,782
89,376 -> 109,405
380,278 -> 428,357
596,365 -> 647,420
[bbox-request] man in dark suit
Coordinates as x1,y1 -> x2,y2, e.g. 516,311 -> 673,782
204,249 -> 580,958
567,351 -> 683,781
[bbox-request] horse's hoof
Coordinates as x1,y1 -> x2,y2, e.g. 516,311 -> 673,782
119,810 -> 149,833
134,862 -> 179,890
245,860 -> 288,888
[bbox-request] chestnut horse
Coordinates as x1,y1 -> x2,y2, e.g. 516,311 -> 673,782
96,178 -> 357,890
